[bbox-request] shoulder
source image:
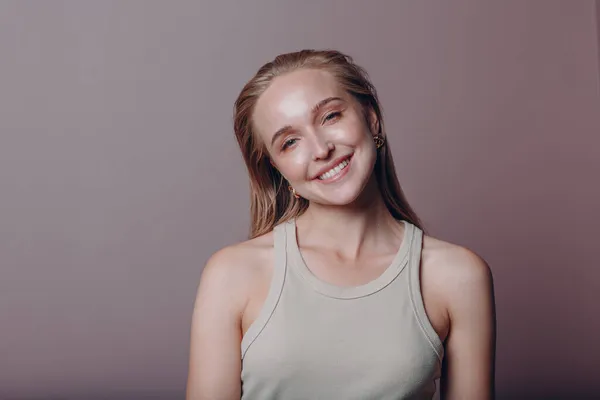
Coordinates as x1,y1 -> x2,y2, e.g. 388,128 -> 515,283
420,233 -> 496,397
187,231 -> 276,398
421,234 -> 493,286
203,231 -> 275,275
197,230 -> 276,310
421,233 -> 495,318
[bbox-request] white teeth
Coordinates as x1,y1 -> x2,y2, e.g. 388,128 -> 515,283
318,159 -> 349,180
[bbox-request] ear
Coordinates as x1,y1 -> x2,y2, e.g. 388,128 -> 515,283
365,106 -> 380,136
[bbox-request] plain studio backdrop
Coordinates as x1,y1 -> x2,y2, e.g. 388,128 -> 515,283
1,1 -> 599,399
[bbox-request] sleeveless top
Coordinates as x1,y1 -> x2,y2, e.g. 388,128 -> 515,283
240,218 -> 444,400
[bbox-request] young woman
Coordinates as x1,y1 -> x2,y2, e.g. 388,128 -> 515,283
187,50 -> 496,399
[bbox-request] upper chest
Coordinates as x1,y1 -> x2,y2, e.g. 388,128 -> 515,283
240,234 -> 450,344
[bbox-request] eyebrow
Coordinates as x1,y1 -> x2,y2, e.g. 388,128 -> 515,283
269,96 -> 344,147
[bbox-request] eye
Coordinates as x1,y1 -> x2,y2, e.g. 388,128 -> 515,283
281,138 -> 298,150
323,111 -> 341,123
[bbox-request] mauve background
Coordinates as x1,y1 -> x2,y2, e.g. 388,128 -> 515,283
1,1 -> 599,399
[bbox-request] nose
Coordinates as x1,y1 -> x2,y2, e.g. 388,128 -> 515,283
311,134 -> 334,161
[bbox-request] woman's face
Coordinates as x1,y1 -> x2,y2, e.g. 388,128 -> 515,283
253,68 -> 379,206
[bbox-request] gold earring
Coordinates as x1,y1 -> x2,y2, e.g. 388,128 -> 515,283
288,185 -> 300,199
373,134 -> 385,149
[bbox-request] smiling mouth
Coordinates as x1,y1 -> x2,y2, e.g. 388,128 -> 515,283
317,155 -> 353,181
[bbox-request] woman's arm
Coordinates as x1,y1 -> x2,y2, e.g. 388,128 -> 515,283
186,248 -> 246,400
440,248 -> 497,399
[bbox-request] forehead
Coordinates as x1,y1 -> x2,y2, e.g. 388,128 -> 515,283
253,69 -> 349,135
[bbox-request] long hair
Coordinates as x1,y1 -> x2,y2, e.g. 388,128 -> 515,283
233,49 -> 425,239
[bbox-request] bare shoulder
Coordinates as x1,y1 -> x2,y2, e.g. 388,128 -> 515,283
421,233 -> 496,398
187,232 -> 276,399
421,233 -> 495,317
203,232 -> 275,278
422,234 -> 492,283
197,231 -> 276,310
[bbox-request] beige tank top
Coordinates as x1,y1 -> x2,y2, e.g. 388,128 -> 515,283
240,218 -> 444,399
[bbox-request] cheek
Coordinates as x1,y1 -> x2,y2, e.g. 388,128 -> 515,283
333,114 -> 371,144
353,132 -> 378,170
333,126 -> 373,154
274,151 -> 310,182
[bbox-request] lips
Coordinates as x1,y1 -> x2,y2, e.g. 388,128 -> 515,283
311,154 -> 353,180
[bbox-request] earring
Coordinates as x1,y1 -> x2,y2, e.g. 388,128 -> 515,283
373,134 -> 385,149
288,185 -> 300,199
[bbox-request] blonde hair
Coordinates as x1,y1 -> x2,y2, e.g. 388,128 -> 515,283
233,49 -> 424,238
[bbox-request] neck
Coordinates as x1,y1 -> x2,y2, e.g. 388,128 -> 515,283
296,174 -> 403,260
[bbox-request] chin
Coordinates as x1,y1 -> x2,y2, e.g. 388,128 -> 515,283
309,174 -> 373,206
317,191 -> 362,206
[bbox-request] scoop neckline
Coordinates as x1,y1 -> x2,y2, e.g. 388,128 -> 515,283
286,218 -> 413,299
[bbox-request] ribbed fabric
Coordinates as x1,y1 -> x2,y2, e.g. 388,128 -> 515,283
240,219 -> 444,400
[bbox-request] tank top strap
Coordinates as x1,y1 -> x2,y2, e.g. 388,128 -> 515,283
240,222 -> 287,359
407,225 -> 444,360
273,220 -> 288,264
